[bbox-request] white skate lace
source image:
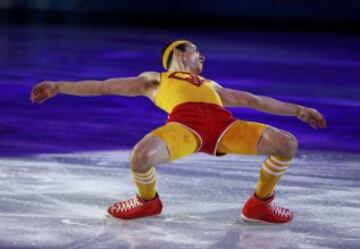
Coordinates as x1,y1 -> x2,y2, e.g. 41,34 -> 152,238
113,196 -> 143,213
269,201 -> 291,218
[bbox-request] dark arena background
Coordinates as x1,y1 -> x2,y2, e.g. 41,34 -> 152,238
0,1 -> 359,248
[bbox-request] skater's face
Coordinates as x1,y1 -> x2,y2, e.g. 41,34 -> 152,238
177,43 -> 205,74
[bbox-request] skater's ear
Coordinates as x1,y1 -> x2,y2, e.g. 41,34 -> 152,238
161,40 -> 189,70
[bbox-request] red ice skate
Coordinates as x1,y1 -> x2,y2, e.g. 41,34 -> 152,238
241,193 -> 293,224
107,193 -> 163,220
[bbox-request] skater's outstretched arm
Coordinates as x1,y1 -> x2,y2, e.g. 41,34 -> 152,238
30,72 -> 159,104
211,81 -> 326,129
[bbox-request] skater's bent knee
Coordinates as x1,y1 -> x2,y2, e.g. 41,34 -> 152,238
258,127 -> 298,158
129,148 -> 152,172
277,132 -> 298,158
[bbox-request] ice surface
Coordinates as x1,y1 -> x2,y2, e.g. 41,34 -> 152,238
0,150 -> 359,249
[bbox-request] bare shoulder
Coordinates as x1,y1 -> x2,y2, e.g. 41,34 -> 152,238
138,71 -> 160,86
138,71 -> 160,101
209,80 -> 224,91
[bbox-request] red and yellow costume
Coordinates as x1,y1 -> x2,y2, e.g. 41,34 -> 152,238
150,71 -> 267,161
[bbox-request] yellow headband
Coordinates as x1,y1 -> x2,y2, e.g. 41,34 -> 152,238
162,40 -> 189,70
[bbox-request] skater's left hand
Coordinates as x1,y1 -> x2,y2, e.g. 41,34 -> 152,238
297,107 -> 326,129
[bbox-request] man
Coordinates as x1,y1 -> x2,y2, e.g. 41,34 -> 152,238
30,40 -> 326,224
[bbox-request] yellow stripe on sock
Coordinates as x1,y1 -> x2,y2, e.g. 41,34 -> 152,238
269,155 -> 292,165
132,169 -> 156,182
132,167 -> 155,178
262,164 -> 286,176
132,175 -> 156,185
255,155 -> 293,200
264,159 -> 288,172
131,167 -> 157,201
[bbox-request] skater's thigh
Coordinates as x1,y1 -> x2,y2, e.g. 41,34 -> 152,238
149,122 -> 201,161
216,120 -> 268,155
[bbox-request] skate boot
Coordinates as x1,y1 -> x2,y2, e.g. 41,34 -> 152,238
241,193 -> 293,224
107,193 -> 163,220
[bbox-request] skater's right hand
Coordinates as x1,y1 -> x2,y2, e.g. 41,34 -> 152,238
30,81 -> 59,104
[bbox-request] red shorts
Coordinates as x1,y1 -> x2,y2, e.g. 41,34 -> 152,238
166,102 -> 237,155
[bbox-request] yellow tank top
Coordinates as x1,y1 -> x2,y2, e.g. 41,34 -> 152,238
154,71 -> 223,113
